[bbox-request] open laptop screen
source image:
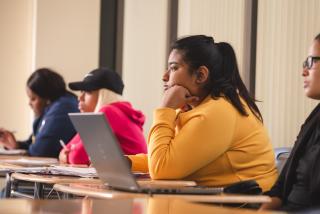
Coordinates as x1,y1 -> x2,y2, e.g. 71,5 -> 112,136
68,112 -> 140,191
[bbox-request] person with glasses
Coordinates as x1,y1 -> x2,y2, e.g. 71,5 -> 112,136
261,33 -> 320,211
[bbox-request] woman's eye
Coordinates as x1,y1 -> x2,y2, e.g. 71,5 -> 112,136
169,66 -> 178,71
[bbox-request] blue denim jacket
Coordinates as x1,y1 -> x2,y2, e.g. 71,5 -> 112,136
19,93 -> 79,157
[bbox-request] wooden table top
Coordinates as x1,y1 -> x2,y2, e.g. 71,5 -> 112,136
53,183 -> 272,204
10,172 -> 197,187
0,156 -> 58,166
0,198 -> 283,214
11,172 -> 102,184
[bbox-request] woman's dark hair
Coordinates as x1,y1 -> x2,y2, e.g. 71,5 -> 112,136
27,68 -> 67,102
171,35 -> 263,122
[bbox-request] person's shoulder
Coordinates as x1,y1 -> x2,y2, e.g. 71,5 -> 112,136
185,96 -> 237,123
54,94 -> 77,106
45,94 -> 79,116
98,101 -> 131,113
200,96 -> 235,112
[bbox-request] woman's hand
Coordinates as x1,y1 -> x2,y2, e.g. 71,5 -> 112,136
161,85 -> 199,109
59,148 -> 70,164
259,197 -> 282,211
0,128 -> 18,149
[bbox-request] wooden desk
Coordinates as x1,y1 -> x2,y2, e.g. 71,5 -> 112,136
0,198 -> 283,214
0,158 -> 57,198
53,183 -> 272,204
9,172 -> 101,199
0,156 -> 58,166
9,172 -> 196,199
54,183 -> 148,199
11,173 -> 101,185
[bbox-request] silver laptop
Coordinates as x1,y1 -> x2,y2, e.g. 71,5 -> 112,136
68,112 -> 223,195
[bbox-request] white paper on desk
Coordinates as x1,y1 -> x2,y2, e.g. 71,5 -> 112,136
1,165 -> 98,178
13,167 -> 49,174
3,158 -> 58,166
49,165 -> 98,178
0,166 -> 49,174
0,149 -> 27,155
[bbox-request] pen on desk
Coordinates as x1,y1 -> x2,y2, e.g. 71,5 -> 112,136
59,139 -> 67,149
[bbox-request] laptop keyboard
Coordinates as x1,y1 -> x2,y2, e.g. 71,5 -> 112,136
143,186 -> 223,195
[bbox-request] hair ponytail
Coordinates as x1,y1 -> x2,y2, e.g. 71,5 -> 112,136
212,42 -> 263,121
172,35 -> 263,122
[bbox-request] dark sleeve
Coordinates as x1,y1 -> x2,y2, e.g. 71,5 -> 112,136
17,116 -> 43,151
17,135 -> 33,150
28,114 -> 77,157
264,159 -> 289,198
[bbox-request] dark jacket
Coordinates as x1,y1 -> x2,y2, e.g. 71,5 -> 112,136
267,104 -> 320,207
19,93 -> 79,157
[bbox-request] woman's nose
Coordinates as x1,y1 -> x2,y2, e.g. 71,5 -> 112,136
162,70 -> 169,82
78,92 -> 84,101
302,67 -> 309,77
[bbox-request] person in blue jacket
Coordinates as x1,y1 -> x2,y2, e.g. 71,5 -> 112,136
0,68 -> 79,157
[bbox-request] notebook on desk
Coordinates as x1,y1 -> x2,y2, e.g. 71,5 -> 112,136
0,149 -> 27,155
68,112 -> 223,195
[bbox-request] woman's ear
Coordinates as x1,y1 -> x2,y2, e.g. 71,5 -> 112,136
195,66 -> 209,84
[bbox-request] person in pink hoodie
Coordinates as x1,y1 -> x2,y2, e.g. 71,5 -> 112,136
59,68 -> 147,165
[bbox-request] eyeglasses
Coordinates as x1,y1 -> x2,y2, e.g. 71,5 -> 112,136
303,56 -> 320,69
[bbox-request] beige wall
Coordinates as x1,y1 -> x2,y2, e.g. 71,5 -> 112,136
0,0 -> 100,139
0,0 -> 34,138
178,0 -> 249,85
255,0 -> 320,147
35,0 -> 100,85
122,0 -> 169,136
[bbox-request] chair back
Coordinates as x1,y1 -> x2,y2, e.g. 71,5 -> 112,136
274,147 -> 291,173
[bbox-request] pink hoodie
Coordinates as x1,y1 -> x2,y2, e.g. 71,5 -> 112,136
65,102 -> 147,165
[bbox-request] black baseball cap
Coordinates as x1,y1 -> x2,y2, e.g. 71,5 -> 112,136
69,68 -> 124,95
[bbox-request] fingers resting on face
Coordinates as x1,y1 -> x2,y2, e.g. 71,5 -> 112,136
161,85 -> 199,109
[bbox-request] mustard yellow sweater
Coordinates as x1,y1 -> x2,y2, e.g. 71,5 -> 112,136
129,96 -> 277,192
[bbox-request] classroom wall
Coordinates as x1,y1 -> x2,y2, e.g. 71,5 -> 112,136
0,0 -> 34,138
0,0 -> 100,139
35,0 -> 100,89
255,0 -> 320,147
178,0 -> 250,86
122,0 -> 168,136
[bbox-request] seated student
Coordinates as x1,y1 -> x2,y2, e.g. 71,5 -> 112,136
127,35 -> 277,192
260,34 -> 320,211
59,68 -> 147,165
0,68 -> 79,157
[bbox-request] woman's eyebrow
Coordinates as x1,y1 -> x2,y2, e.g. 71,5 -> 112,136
168,62 -> 178,66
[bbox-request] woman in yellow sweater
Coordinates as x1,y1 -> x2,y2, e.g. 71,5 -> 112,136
129,35 -> 277,192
